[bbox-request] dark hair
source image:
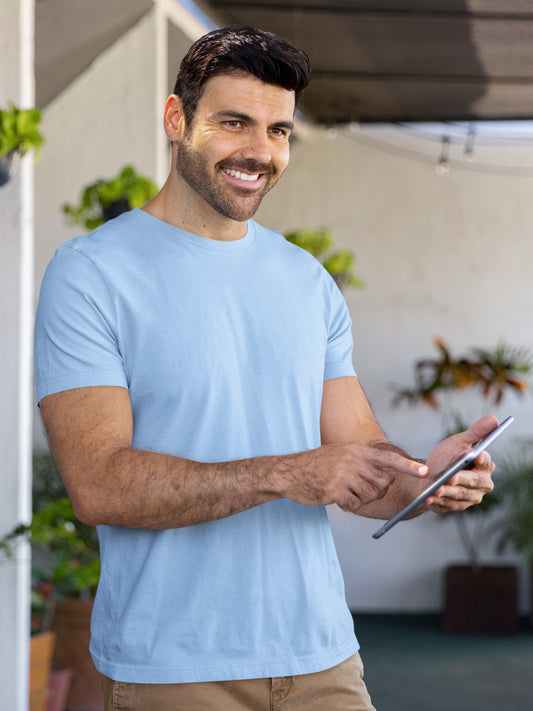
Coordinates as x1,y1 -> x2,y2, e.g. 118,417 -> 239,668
173,25 -> 311,125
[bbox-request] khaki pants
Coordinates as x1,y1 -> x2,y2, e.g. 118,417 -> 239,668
101,652 -> 376,710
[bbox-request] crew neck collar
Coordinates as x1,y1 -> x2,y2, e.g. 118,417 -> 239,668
132,208 -> 256,252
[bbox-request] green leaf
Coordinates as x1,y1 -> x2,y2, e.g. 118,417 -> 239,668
285,228 -> 332,257
63,165 -> 158,230
0,103 -> 44,158
284,228 -> 363,291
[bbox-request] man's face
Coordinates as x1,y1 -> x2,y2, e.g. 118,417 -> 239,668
175,72 -> 295,223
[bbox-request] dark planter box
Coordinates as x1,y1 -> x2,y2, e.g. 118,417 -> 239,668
102,198 -> 130,222
52,599 -> 103,711
443,564 -> 518,634
0,150 -> 16,186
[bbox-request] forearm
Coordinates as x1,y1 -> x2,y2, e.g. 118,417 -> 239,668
42,387 -> 287,529
42,379 -> 494,529
63,440 -> 427,529
70,447 -> 285,529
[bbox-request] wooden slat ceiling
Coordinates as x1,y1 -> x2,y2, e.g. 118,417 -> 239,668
205,0 -> 533,124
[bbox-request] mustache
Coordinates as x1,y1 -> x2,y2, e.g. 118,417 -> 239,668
218,159 -> 275,176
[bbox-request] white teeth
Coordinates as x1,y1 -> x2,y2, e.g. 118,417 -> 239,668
224,169 -> 260,182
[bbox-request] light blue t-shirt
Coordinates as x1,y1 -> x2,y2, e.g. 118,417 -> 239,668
35,208 -> 359,683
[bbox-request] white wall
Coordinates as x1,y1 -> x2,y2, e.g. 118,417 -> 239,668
256,125 -> 533,612
33,9 -> 170,447
34,9 -> 162,289
0,1 -> 34,708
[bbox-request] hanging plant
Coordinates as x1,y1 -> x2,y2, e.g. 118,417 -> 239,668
284,228 -> 364,290
62,165 -> 158,231
0,103 -> 44,186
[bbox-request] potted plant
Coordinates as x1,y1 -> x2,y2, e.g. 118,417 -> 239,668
284,228 -> 364,291
0,452 -> 102,710
2,487 -> 57,711
29,626 -> 57,711
62,164 -> 158,230
0,103 -> 44,186
495,442 -> 533,625
393,337 -> 532,633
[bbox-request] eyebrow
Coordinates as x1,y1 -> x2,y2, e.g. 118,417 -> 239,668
212,110 -> 294,132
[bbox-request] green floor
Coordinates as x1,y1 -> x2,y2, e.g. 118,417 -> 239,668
353,615 -> 533,711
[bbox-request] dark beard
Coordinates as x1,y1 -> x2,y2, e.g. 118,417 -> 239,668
176,140 -> 277,222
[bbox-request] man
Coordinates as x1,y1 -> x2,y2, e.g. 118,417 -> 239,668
35,26 -> 495,710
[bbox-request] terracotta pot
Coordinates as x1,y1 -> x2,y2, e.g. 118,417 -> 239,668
30,631 -> 56,711
51,599 -> 103,711
443,564 -> 518,634
47,669 -> 73,711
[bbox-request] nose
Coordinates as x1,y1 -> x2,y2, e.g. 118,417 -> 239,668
241,128 -> 272,164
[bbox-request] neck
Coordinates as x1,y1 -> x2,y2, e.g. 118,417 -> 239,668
142,171 -> 249,242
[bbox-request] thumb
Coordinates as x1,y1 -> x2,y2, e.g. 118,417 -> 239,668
455,414 -> 499,448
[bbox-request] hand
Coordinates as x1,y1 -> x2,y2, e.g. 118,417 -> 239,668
424,415 -> 497,514
280,442 -> 428,515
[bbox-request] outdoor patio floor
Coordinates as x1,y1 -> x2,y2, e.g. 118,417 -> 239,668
354,614 -> 533,711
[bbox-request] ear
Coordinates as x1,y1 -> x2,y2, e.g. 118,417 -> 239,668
164,94 -> 187,141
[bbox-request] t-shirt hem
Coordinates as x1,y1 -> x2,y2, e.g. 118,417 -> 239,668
324,361 -> 357,381
36,370 -> 128,404
91,636 -> 359,684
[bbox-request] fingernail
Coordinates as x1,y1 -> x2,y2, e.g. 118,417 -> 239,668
418,465 -> 428,475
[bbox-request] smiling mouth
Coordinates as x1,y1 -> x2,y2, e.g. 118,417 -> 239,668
222,168 -> 261,182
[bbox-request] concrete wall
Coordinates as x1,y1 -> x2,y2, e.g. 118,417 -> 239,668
256,125 -> 533,612
0,1 -> 34,707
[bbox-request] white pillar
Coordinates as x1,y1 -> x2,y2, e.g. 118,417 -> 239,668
156,0 -> 213,186
0,0 -> 35,709
153,0 -> 170,187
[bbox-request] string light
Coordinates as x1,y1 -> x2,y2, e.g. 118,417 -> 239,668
435,136 -> 451,175
323,121 -> 533,177
463,125 -> 476,163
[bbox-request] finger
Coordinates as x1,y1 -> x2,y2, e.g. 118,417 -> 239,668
428,484 -> 485,505
451,460 -> 494,486
426,487 -> 484,514
452,414 -> 499,449
431,468 -> 494,498
339,487 -> 379,514
427,468 -> 495,510
367,448 -> 428,479
427,500 -> 463,515
339,496 -> 362,515
427,447 -> 496,506
470,450 -> 495,472
343,469 -> 396,508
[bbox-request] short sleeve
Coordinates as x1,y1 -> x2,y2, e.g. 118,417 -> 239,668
323,281 -> 357,381
35,245 -> 128,403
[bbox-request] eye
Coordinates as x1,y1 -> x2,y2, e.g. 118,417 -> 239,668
224,120 -> 243,129
270,127 -> 290,139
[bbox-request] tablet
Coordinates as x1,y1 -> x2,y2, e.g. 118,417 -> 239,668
372,415 -> 514,540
